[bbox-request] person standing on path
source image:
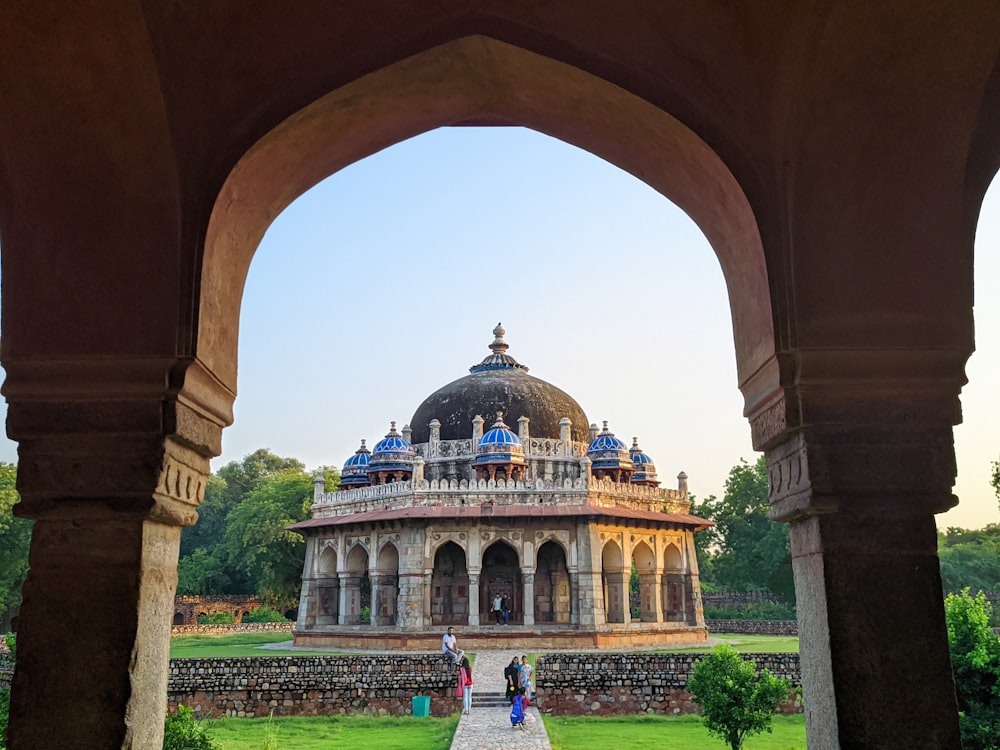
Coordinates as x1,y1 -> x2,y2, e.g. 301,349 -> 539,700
504,656 -> 519,704
519,655 -> 534,699
458,656 -> 473,714
491,593 -> 503,625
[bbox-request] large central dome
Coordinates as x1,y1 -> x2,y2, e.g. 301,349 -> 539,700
409,324 -> 590,444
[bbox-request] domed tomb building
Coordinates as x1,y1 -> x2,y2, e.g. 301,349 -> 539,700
291,325 -> 712,648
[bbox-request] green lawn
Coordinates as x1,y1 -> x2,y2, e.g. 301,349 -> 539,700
204,714 -> 459,750
544,714 -> 806,750
664,634 -> 799,654
169,632 -> 337,658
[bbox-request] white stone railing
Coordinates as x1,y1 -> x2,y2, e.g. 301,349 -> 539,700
313,474 -> 690,517
413,438 -> 589,460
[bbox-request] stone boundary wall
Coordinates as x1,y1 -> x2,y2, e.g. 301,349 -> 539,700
171,621 -> 294,637
534,652 -> 801,716
702,591 -> 782,608
167,654 -> 461,718
706,619 -> 798,636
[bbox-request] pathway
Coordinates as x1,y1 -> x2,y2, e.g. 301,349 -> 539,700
449,649 -> 553,750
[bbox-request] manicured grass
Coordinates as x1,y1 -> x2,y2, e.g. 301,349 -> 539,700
205,713 -> 459,750
169,632 -> 338,658
544,713 -> 806,750
664,634 -> 799,654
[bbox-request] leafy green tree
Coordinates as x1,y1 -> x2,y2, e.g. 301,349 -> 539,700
222,466 -> 337,608
697,457 -> 794,601
938,526 -> 1000,598
176,549 -> 235,596
0,463 -> 31,625
992,459 -> 999,510
181,450 -> 304,558
690,493 -> 717,588
944,589 -> 1000,749
687,643 -> 791,750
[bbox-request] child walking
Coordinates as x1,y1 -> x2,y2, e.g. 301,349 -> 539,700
510,687 -> 526,730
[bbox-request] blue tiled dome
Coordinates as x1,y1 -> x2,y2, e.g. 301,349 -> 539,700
368,421 -> 415,472
476,412 -> 526,466
341,439 -> 372,488
629,437 -> 659,485
587,421 -> 634,471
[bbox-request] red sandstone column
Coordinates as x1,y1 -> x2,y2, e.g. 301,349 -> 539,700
5,361 -> 224,750
753,380 -> 962,749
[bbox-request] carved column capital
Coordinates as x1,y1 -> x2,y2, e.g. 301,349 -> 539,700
5,356 -> 232,526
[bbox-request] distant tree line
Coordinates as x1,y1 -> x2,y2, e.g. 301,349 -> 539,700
177,448 -> 339,613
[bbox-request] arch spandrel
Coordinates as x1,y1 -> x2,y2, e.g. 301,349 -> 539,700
201,35 -> 773,397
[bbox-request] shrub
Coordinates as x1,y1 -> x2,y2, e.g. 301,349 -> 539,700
163,704 -> 218,750
360,606 -> 371,623
197,612 -> 235,625
0,687 -> 8,750
242,607 -> 288,623
687,644 -> 790,750
944,589 -> 1000,750
703,600 -> 796,621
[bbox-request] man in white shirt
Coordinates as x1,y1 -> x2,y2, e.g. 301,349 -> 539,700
491,594 -> 503,624
441,626 -> 463,666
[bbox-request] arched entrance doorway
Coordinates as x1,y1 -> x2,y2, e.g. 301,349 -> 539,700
482,541 -> 521,624
662,543 -> 685,622
374,543 -> 399,626
632,541 -> 657,623
343,544 -> 369,625
431,541 -> 469,625
317,544 -> 339,625
535,540 -> 570,624
602,540 -> 626,624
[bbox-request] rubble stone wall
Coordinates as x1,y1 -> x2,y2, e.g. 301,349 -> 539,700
167,654 -> 461,718
534,652 -> 801,716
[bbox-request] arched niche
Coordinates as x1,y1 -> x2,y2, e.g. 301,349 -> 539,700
601,539 -> 626,624
374,542 -> 400,626
431,541 -> 469,626
535,540 -> 570,625
481,540 -> 521,624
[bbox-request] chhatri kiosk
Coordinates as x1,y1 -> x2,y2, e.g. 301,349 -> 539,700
291,325 -> 711,649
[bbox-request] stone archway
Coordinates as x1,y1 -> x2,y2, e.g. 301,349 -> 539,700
316,545 -> 340,625
662,543 -> 685,622
2,6 -> 996,748
431,541 -> 469,626
601,540 -> 626,625
374,543 -> 399,626
343,544 -> 369,625
481,540 -> 522,625
632,541 -> 657,623
535,540 -> 570,625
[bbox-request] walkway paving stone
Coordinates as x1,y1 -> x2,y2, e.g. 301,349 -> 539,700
449,649 -> 552,750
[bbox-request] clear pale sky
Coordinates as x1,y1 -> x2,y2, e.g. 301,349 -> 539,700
1,127 -> 997,528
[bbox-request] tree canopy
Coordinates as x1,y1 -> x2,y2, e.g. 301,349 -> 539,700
694,456 -> 794,601
176,450 -> 337,610
0,462 -> 31,625
938,525 -> 1000,595
944,589 -> 1000,749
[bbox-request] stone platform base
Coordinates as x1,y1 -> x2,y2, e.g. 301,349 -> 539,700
292,624 -> 709,651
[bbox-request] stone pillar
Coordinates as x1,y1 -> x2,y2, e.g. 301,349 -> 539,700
569,571 -> 580,625
313,473 -> 325,503
428,419 -> 440,457
297,538 -> 318,628
522,571 -> 535,625
337,572 -> 351,625
468,571 -> 481,626
369,573 -> 379,626
412,456 -> 425,484
559,417 -> 571,454
5,360 -> 226,750
640,572 -> 663,623
748,369 -> 963,750
471,415 -> 484,445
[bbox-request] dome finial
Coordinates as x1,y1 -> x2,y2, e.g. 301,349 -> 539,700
489,323 -> 508,356
469,323 -> 529,373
